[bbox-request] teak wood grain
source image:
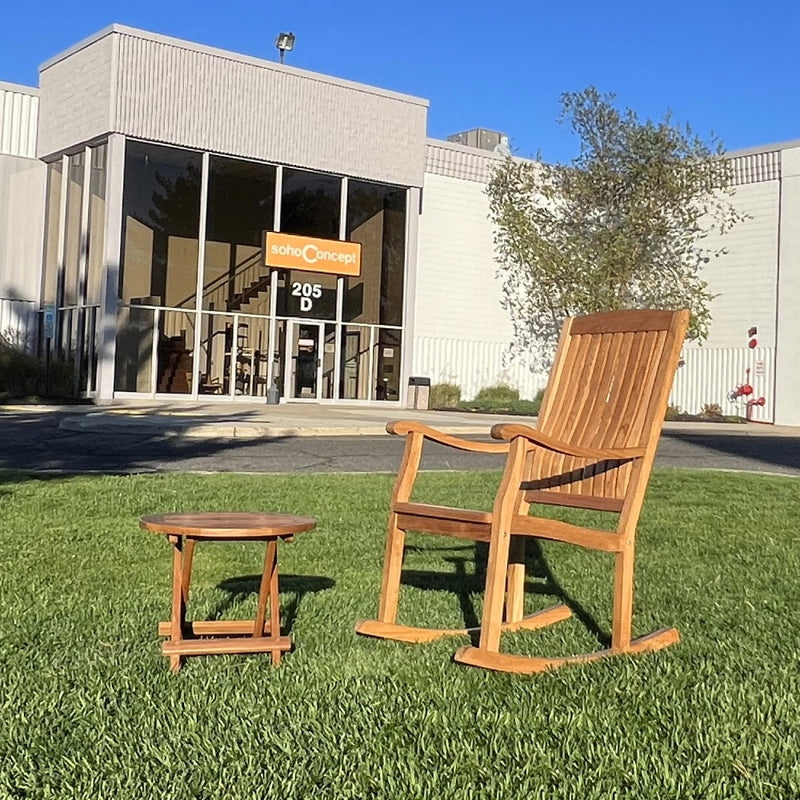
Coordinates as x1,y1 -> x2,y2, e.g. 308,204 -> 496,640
356,308 -> 690,675
142,511 -> 316,672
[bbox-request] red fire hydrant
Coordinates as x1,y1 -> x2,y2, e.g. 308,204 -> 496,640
746,396 -> 766,421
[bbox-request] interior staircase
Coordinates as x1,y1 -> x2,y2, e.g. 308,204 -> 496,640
157,332 -> 192,393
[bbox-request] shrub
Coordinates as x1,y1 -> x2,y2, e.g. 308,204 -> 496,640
458,387 -> 545,417
0,339 -> 74,401
700,403 -> 724,420
430,382 -> 461,409
473,383 -> 520,404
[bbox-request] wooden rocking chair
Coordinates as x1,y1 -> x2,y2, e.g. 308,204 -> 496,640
357,308 -> 689,673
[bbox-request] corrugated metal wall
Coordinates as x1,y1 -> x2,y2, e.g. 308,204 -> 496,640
671,346 -> 774,423
0,85 -> 38,159
414,336 -> 774,422
0,298 -> 39,353
413,336 -> 548,401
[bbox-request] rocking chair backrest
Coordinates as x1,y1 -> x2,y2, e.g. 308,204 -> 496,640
527,309 -> 690,509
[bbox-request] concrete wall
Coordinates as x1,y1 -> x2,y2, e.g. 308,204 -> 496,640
0,83 -> 45,306
38,26 -> 428,188
695,150 -> 781,350
412,140 -> 792,414
0,153 -> 45,304
413,141 -> 546,399
774,146 -> 800,424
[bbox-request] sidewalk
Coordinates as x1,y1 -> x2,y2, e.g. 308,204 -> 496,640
5,400 -> 798,439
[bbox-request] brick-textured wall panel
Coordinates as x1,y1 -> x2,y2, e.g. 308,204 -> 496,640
415,172 -> 510,342
699,180 -> 779,348
37,36 -> 115,158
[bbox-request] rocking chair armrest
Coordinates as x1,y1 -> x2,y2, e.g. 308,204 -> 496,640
490,423 -> 647,461
386,420 -> 510,454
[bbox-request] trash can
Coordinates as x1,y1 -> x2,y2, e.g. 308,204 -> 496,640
407,376 -> 431,410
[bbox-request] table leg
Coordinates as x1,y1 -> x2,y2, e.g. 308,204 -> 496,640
168,534 -> 188,673
182,538 -> 195,602
268,540 -> 281,665
253,539 -> 273,638
254,539 -> 281,665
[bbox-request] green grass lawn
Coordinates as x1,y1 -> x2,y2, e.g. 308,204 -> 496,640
1,468 -> 798,799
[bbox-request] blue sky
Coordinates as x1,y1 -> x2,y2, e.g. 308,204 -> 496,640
2,0 -> 799,163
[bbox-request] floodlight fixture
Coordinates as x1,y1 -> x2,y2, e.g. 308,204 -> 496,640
275,32 -> 295,64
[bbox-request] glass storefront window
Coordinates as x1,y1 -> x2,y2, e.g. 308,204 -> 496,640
204,156 -> 276,312
275,269 -> 337,320
197,312 -> 271,397
344,181 -> 406,326
86,145 -> 107,306
280,168 -> 340,239
41,160 -> 63,305
119,141 -> 202,309
63,152 -> 85,307
115,304 -> 156,393
106,144 -> 408,403
157,310 -> 195,394
339,325 -> 371,400
373,328 -> 402,401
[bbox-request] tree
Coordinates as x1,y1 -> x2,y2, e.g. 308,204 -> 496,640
487,87 -> 746,365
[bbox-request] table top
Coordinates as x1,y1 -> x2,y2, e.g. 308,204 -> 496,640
139,511 -> 316,540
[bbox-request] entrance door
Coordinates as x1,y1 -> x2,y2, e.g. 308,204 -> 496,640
287,322 -> 322,400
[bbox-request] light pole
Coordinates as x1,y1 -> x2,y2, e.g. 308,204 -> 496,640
275,32 -> 295,64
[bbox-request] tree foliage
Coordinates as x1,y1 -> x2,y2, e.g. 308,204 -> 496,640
488,87 -> 746,364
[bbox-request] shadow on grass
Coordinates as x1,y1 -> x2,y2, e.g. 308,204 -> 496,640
401,539 -> 609,647
214,574 -> 335,635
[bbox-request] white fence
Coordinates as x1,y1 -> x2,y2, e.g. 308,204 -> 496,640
413,335 -> 775,422
671,345 -> 774,423
0,297 -> 39,353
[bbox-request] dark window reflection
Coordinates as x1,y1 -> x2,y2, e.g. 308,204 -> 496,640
119,141 -> 202,308
280,168 -> 340,239
63,152 -> 85,307
42,161 -> 63,305
344,181 -> 406,326
86,144 -> 107,306
204,156 -> 276,312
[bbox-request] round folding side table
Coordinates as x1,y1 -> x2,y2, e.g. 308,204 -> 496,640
140,511 -> 316,672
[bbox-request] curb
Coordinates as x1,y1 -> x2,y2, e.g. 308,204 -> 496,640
56,416 -> 492,439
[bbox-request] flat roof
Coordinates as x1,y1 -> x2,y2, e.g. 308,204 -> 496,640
40,24 -> 429,108
0,80 -> 38,96
729,138 -> 800,157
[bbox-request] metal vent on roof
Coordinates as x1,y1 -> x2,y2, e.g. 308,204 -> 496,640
446,127 -> 509,155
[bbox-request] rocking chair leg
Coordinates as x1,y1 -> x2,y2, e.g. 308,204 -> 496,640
377,516 -> 406,624
478,527 -> 513,653
505,536 -> 526,624
612,545 -> 635,651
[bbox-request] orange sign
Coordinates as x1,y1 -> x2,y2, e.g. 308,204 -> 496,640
264,232 -> 362,277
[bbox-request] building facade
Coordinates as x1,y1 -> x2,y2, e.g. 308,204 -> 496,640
1,25 -> 800,422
